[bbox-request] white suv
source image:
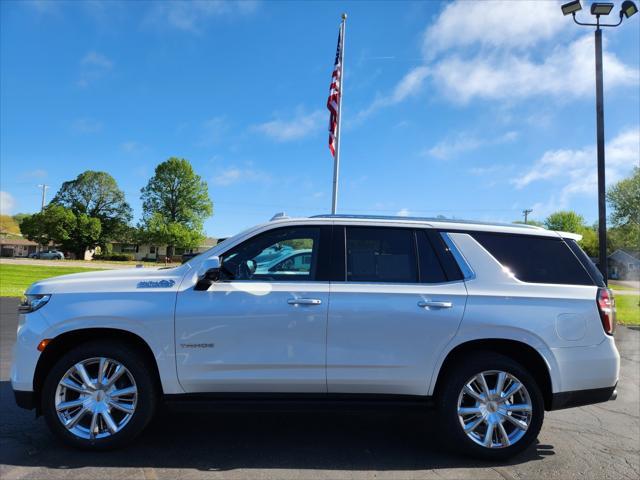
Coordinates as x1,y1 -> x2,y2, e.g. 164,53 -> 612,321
11,215 -> 619,459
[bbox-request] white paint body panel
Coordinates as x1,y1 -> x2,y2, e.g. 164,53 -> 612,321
11,217 -> 619,403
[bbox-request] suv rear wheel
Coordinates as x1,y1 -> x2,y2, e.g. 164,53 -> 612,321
438,352 -> 544,460
41,340 -> 157,449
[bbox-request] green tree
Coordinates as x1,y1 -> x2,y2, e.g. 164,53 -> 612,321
11,213 -> 31,226
140,158 -> 213,258
20,204 -> 101,258
607,167 -> 639,228
52,171 -> 132,247
544,211 -> 586,233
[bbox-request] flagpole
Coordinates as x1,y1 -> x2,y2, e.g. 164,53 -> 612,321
331,13 -> 346,215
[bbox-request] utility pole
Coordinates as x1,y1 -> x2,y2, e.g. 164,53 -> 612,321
523,209 -> 533,224
38,184 -> 49,211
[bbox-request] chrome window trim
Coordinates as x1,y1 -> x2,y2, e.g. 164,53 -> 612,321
441,232 -> 476,280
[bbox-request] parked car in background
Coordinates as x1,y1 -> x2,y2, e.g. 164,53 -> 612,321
12,214 -> 619,459
29,250 -> 64,260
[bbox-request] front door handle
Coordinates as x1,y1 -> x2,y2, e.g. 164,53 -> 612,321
287,298 -> 322,306
418,300 -> 453,309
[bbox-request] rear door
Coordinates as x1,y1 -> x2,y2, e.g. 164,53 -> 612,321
327,226 -> 467,396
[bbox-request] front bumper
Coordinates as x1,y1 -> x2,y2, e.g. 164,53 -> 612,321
13,389 -> 35,410
550,384 -> 617,410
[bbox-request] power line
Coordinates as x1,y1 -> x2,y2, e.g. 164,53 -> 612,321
522,209 -> 533,224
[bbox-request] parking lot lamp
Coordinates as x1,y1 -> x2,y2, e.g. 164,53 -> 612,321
560,1 -> 637,284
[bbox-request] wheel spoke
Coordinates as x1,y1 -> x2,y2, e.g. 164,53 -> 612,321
60,377 -> 90,394
56,398 -> 85,412
458,406 -> 482,416
477,373 -> 490,396
506,403 -> 532,413
109,400 -> 135,414
497,421 -> 511,446
463,384 -> 484,402
101,411 -> 118,433
89,411 -> 99,439
504,414 -> 528,430
105,364 -> 126,388
501,381 -> 522,400
98,358 -> 109,386
464,416 -> 484,433
110,386 -> 137,398
64,407 -> 88,429
495,372 -> 507,397
74,363 -> 94,389
483,422 -> 495,447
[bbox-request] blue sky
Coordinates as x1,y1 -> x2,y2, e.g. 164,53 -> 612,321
1,0 -> 639,238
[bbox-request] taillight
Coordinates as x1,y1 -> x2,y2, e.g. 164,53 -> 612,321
597,288 -> 616,335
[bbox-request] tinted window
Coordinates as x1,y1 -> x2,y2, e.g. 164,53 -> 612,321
471,232 -> 594,286
565,239 -> 606,287
417,231 -> 447,283
221,227 -> 320,281
346,227 -> 417,283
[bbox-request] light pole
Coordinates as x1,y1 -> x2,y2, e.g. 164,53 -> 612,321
561,1 -> 638,285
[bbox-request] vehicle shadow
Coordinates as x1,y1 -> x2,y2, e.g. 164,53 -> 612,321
0,381 -> 554,473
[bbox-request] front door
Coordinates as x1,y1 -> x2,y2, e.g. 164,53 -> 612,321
327,226 -> 467,396
175,225 -> 331,393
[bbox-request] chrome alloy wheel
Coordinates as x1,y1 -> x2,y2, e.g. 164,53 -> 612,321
54,357 -> 137,440
457,370 -> 533,449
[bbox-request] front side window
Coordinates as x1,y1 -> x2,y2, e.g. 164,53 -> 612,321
221,227 -> 320,281
346,227 -> 417,283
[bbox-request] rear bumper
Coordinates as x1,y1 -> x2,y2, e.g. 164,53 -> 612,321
13,389 -> 35,410
549,385 -> 617,410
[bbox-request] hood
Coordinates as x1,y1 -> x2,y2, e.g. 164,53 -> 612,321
26,265 -> 190,295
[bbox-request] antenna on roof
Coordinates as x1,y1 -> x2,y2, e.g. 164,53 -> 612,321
270,212 -> 289,221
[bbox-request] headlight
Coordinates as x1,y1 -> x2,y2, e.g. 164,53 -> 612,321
18,294 -> 51,314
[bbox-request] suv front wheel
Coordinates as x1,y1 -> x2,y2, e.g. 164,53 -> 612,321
438,352 -> 544,460
41,340 -> 157,449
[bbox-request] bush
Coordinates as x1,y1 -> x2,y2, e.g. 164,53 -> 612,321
92,253 -> 135,262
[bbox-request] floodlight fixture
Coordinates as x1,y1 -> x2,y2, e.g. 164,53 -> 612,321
562,0 -> 583,15
620,0 -> 638,17
591,2 -> 615,15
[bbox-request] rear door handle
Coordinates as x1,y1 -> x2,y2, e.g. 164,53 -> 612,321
287,298 -> 322,306
418,300 -> 453,309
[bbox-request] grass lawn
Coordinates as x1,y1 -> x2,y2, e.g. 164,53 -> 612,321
0,264 -> 104,297
609,281 -> 639,292
616,294 -> 640,326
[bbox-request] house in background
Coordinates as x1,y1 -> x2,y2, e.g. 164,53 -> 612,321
608,249 -> 640,281
0,237 -> 38,257
109,237 -> 220,261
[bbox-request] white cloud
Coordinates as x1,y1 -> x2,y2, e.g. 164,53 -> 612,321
397,208 -> 410,217
23,169 -> 48,179
145,0 -> 259,33
0,191 -> 16,215
77,51 -> 113,87
515,126 -> 640,214
212,166 -> 269,186
357,66 -> 429,120
432,35 -> 639,104
423,1 -> 565,58
253,110 -> 325,142
71,118 -> 103,134
426,130 -> 518,160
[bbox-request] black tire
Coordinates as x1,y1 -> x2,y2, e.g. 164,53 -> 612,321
41,340 -> 158,450
437,351 -> 544,460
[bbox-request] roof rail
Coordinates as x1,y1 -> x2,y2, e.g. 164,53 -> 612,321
310,213 -> 545,230
270,212 -> 289,221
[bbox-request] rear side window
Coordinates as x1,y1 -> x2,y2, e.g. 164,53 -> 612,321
471,232 -> 594,286
416,231 -> 448,283
346,227 -> 417,283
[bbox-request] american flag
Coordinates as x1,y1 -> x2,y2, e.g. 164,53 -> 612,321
327,28 -> 343,158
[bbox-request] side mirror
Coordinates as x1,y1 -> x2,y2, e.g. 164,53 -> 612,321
195,256 -> 221,291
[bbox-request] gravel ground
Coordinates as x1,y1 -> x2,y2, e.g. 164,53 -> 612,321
0,297 -> 638,480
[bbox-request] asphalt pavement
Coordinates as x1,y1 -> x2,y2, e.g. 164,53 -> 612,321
0,297 -> 638,479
